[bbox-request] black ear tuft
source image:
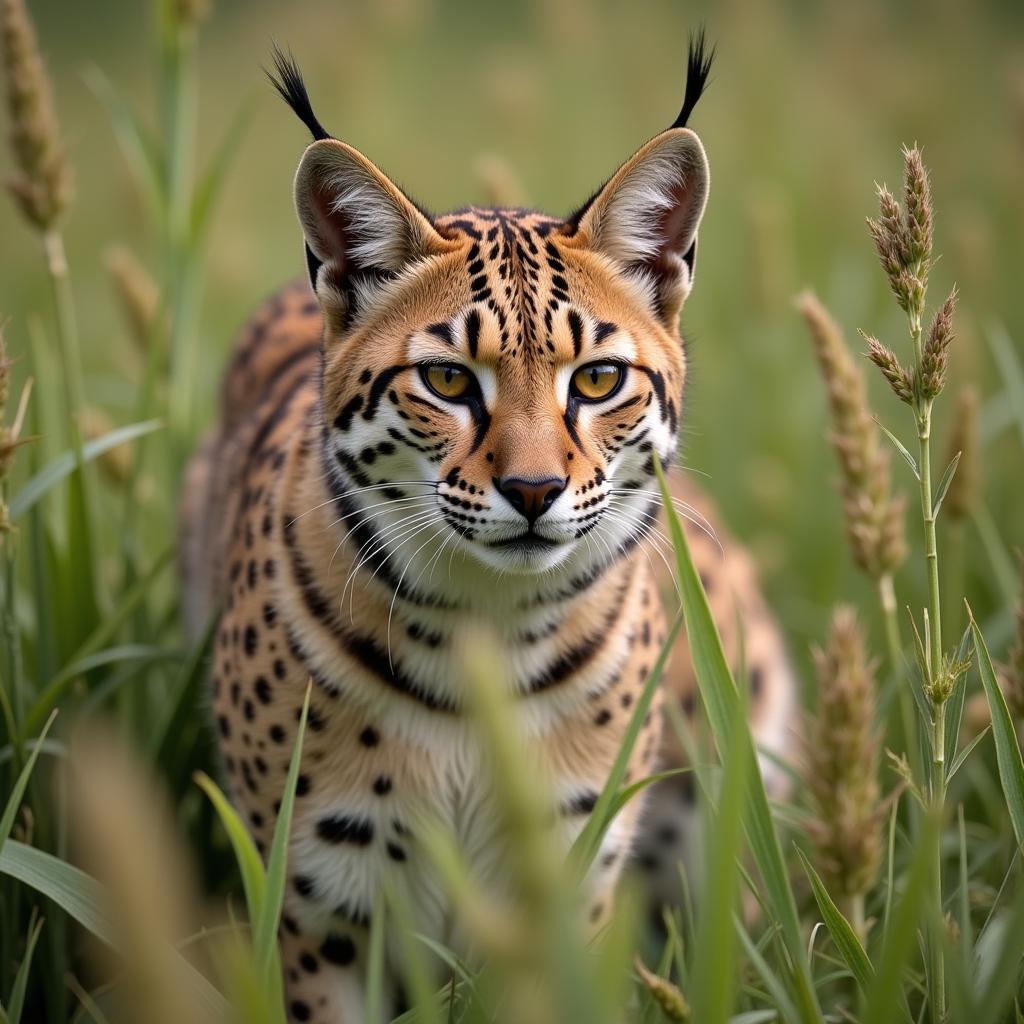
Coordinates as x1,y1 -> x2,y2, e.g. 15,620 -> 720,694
266,43 -> 333,141
669,28 -> 715,130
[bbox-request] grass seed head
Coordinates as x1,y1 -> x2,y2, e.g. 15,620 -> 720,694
924,650 -> 972,706
921,287 -> 958,399
634,956 -> 690,1022
868,150 -> 934,320
82,405 -> 133,485
806,606 -> 885,900
106,245 -> 160,350
798,291 -> 906,579
1,0 -> 72,230
863,333 -> 915,404
902,145 -> 934,270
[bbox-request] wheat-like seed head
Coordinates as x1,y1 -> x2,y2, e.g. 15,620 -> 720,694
805,606 -> 885,901
1,0 -> 72,230
921,287 -> 958,400
106,245 -> 160,350
867,147 -> 935,324
902,145 -> 934,271
797,291 -> 906,579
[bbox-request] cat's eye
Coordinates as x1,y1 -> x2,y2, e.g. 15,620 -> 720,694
571,362 -> 624,401
422,363 -> 474,400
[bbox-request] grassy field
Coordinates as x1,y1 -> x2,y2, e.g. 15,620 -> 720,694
1,0 -> 1024,1021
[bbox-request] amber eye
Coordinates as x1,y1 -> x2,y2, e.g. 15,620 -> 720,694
571,363 -> 624,401
422,363 -> 473,400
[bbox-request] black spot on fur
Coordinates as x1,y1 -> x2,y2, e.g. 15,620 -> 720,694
320,933 -> 356,966
317,814 -> 374,846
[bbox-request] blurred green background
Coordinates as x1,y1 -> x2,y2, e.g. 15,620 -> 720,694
2,0 -> 1023,673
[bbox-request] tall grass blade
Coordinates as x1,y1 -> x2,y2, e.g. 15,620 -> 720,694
65,463 -> 101,639
976,887 -> 1024,1024
365,896 -> 387,1024
946,727 -> 991,783
194,773 -> 266,925
796,849 -> 874,996
863,817 -> 936,1021
149,610 -> 218,763
653,456 -> 823,1024
255,685 -> 310,976
385,878 -> 443,1024
932,450 -> 962,518
5,912 -> 44,1024
9,419 -> 163,521
876,421 -> 920,479
986,322 -> 1024,448
189,99 -> 254,248
734,920 -> 800,1024
691,696 -> 748,1024
970,608 -> 1024,848
568,638 -> 684,876
943,624 -> 973,766
83,67 -> 166,216
0,711 -> 57,851
0,841 -> 226,1015
22,546 -> 173,737
0,839 -> 113,944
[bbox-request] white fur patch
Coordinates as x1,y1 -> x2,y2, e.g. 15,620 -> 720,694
324,175 -> 410,271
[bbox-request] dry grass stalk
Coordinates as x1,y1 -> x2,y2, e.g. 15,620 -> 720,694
106,245 -> 160,350
81,406 -> 133,485
797,291 -> 906,580
68,726 -> 212,1024
1,0 -> 72,230
805,607 -> 885,926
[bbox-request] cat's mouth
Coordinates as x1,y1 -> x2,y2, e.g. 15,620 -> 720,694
487,531 -> 562,550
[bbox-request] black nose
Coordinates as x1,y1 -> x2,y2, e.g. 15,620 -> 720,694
497,476 -> 568,525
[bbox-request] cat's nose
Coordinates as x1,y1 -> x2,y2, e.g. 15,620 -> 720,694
497,476 -> 568,525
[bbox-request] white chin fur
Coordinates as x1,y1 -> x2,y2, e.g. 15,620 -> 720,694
461,537 -> 576,576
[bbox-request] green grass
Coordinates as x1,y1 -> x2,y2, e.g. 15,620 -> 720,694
2,1 -> 1024,1021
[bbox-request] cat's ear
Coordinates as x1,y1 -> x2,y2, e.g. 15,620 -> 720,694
573,128 -> 710,326
293,139 -> 449,335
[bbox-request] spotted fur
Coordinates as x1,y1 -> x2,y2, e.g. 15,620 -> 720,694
180,37 -> 794,1023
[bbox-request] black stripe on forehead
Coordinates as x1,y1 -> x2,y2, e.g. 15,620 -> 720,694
567,309 -> 584,358
426,322 -> 454,345
464,308 -> 482,359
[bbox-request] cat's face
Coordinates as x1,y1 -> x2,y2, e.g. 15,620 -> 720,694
285,60 -> 709,577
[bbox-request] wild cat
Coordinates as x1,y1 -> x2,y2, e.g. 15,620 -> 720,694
181,35 -> 794,1022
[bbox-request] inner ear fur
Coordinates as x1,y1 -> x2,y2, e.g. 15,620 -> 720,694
293,139 -> 449,332
574,128 -> 710,324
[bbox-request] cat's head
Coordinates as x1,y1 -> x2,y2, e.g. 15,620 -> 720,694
272,36 -> 711,578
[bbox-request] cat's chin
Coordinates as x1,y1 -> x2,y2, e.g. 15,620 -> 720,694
465,535 -> 577,576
